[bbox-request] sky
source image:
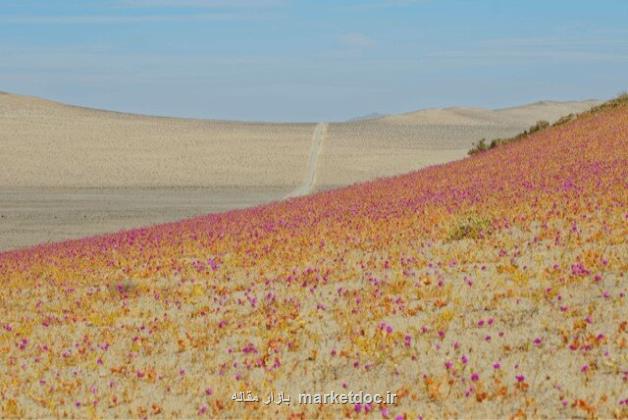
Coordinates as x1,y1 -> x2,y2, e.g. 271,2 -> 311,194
1,0 -> 627,122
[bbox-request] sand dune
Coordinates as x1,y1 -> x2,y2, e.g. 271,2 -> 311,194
381,100 -> 601,126
495,100 -> 602,124
0,93 -> 314,187
0,93 -> 600,250
382,107 -> 501,126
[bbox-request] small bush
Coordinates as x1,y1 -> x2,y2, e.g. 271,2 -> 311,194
468,122 -> 550,156
589,91 -> 628,113
528,120 -> 549,134
490,138 -> 508,149
447,214 -> 492,241
468,138 -> 488,155
553,113 -> 575,126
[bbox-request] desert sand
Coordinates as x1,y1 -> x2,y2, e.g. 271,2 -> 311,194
0,93 -> 315,188
0,93 -> 600,250
0,187 -> 288,251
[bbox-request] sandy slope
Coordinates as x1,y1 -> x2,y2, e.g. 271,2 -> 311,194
495,100 -> 602,124
0,93 -> 314,187
381,100 -> 601,126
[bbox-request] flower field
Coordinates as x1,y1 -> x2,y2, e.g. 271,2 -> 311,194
0,103 -> 627,418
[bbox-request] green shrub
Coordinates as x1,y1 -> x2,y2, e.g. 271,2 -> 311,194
490,138 -> 507,149
468,138 -> 488,155
528,120 -> 549,134
553,113 -> 576,126
589,91 -> 628,113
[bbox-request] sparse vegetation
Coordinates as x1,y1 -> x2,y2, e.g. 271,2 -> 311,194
588,91 -> 628,113
468,138 -> 488,155
553,113 -> 576,126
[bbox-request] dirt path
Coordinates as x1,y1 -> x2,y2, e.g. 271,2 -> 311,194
285,122 -> 327,198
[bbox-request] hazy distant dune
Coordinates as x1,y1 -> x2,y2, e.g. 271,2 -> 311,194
380,100 -> 601,126
381,107 -> 501,126
494,100 -> 602,124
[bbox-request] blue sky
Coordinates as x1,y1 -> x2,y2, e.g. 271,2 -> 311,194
1,0 -> 627,122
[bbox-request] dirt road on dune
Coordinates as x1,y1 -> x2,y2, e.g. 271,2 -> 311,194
285,122 -> 328,198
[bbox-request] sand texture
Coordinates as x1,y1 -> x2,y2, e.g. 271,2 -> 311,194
0,187 -> 288,251
0,94 -> 314,188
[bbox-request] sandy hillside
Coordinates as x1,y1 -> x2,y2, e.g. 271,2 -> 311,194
495,100 -> 603,124
0,93 -> 314,187
315,100 -> 601,190
381,100 -> 601,126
